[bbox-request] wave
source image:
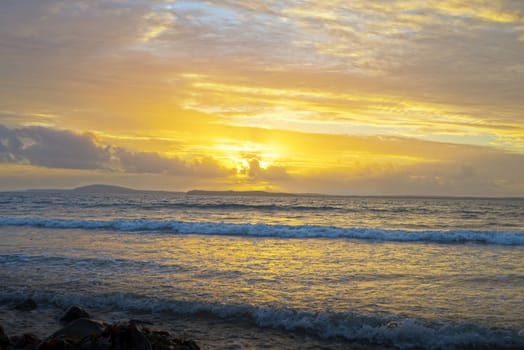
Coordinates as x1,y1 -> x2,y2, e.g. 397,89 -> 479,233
1,217 -> 523,245
1,290 -> 523,349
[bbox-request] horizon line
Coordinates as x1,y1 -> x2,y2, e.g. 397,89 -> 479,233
1,184 -> 522,200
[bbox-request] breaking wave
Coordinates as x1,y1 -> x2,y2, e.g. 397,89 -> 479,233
1,217 -> 523,246
1,290 -> 523,350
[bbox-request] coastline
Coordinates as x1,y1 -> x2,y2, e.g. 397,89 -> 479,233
0,299 -> 387,350
0,300 -> 200,349
3,299 -> 523,350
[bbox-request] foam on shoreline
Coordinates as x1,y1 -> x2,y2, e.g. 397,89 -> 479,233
0,300 -> 385,350
1,291 -> 523,350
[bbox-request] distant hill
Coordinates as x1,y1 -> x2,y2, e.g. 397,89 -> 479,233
28,184 -> 320,197
72,184 -> 139,194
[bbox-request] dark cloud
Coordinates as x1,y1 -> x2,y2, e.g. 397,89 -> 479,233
115,148 -> 232,177
115,148 -> 186,174
0,125 -> 110,169
0,125 -> 232,177
243,158 -> 289,181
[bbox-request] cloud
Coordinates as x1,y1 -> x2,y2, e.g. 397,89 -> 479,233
115,148 -> 233,177
1,0 -> 523,149
242,158 -> 289,182
0,125 -> 110,169
280,153 -> 524,197
0,1 -> 523,195
115,148 -> 187,174
1,124 -> 524,195
0,125 -> 232,177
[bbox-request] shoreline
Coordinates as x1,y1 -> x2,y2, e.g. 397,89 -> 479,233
0,299 -> 200,349
0,299 -> 386,350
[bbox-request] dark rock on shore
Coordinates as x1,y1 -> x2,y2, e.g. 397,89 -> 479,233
40,322 -> 199,350
59,306 -> 90,325
8,333 -> 40,349
51,318 -> 105,341
0,325 -> 10,349
99,323 -> 151,350
36,338 -> 68,350
0,307 -> 200,350
14,300 -> 37,312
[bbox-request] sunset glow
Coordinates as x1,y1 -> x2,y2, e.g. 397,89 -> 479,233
1,0 -> 523,196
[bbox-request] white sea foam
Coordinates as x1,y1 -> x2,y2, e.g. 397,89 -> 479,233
1,217 -> 523,245
1,290 -> 523,350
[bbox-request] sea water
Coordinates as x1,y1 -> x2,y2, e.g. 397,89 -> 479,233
0,191 -> 523,349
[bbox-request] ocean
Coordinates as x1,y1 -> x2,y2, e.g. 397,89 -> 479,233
0,190 -> 523,349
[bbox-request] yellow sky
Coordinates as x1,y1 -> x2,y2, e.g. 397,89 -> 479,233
0,0 -> 523,196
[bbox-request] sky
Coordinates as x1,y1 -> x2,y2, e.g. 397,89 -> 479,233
1,0 -> 523,196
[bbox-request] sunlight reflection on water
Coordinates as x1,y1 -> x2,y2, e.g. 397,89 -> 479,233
2,227 -> 523,328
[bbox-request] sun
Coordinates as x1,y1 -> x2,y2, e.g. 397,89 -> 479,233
211,140 -> 282,175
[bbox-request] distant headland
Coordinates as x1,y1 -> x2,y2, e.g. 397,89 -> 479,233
22,184 -> 521,199
27,184 -> 142,194
72,184 -> 140,193
26,184 -> 314,197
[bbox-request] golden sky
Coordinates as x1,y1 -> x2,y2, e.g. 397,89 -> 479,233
1,0 -> 523,196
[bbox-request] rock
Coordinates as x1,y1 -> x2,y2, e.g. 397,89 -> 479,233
9,333 -> 40,349
144,330 -> 171,350
137,327 -> 200,350
101,323 -> 151,350
59,306 -> 90,325
174,339 -> 200,350
14,299 -> 37,311
0,324 -> 10,349
50,318 -> 104,341
171,339 -> 200,350
76,335 -> 111,350
37,338 -> 68,350
1,320 -> 200,350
